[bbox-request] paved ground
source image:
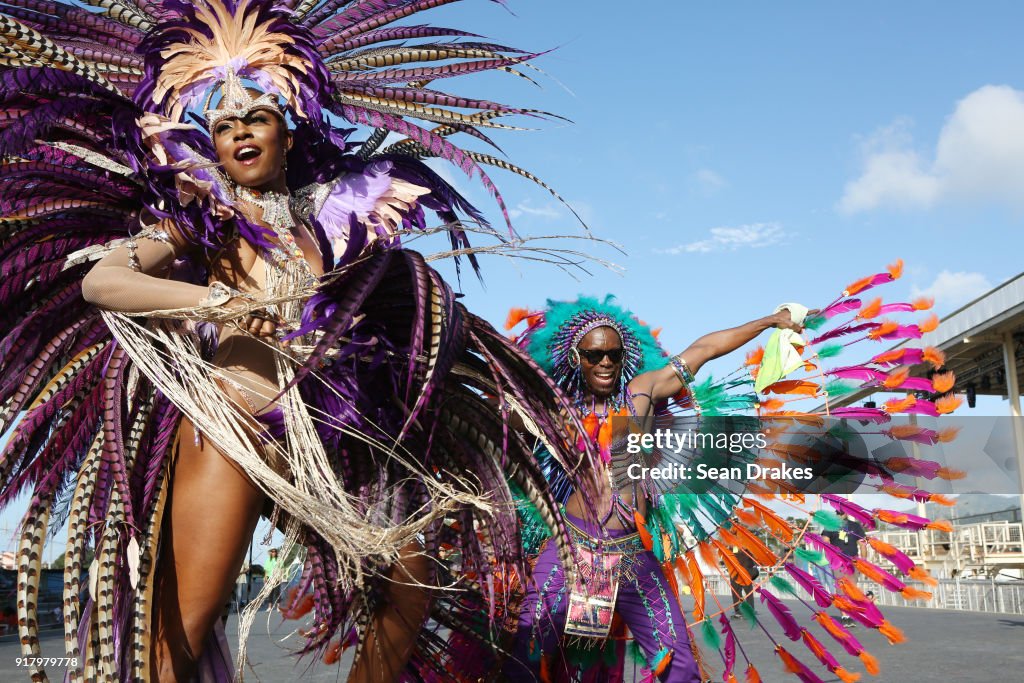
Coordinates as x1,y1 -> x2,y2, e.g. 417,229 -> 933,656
1,602 -> 1022,681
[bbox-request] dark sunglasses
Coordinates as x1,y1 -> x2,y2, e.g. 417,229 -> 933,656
577,347 -> 624,364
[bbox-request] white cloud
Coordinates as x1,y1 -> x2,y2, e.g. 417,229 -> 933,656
839,85 -> 1024,213
911,270 -> 993,310
508,199 -> 562,220
657,222 -> 789,255
692,168 -> 727,195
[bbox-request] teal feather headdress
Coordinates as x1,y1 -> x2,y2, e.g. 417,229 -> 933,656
507,295 -> 666,405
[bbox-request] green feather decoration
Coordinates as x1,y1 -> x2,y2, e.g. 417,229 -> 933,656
648,510 -> 665,561
824,380 -> 859,397
816,342 -> 844,359
813,509 -> 844,531
523,295 -> 666,375
795,547 -> 827,566
825,423 -> 858,442
627,640 -> 646,665
769,574 -> 798,595
701,615 -> 721,649
739,599 -> 758,628
803,315 -> 826,330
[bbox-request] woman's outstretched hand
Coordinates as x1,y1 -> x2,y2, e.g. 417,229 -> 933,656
771,307 -> 818,333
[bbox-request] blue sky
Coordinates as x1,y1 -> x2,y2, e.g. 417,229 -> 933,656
5,0 -> 1024,560
417,0 -> 1024,369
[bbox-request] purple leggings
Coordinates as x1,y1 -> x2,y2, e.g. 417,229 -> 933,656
505,514 -> 700,682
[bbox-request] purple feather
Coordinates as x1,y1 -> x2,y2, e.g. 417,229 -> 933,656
758,589 -> 801,641
785,563 -> 833,608
821,494 -> 876,530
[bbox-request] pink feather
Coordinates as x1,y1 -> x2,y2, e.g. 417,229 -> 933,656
828,407 -> 891,424
822,495 -> 876,530
825,366 -> 888,382
719,612 -> 737,678
821,298 -> 861,318
785,563 -> 833,608
758,589 -> 801,641
804,533 -> 855,575
870,347 -> 924,366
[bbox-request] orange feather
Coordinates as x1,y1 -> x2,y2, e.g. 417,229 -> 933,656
936,426 -> 960,442
745,498 -> 795,542
837,576 -> 868,601
836,667 -> 862,683
922,346 -> 946,367
886,424 -> 925,439
936,467 -> 966,481
931,371 -> 955,393
504,307 -> 531,330
883,394 -> 916,413
746,346 -> 765,366
775,646 -> 802,674
652,650 -> 673,676
697,541 -> 719,570
909,566 -> 939,586
928,493 -> 956,507
879,620 -> 907,644
732,523 -> 779,566
912,296 -> 934,310
926,519 -> 954,532
867,320 -> 898,340
762,379 -> 821,396
901,586 -> 932,601
733,507 -> 762,529
815,612 -> 851,643
715,540 -> 753,585
871,349 -> 904,365
918,313 -> 939,333
635,511 -> 653,550
857,298 -> 883,319
936,394 -> 963,414
887,259 -> 904,279
843,275 -> 874,297
801,628 -> 829,662
745,664 -> 763,683
882,367 -> 910,388
854,558 -> 893,588
661,561 -> 680,597
686,553 -> 706,621
859,651 -> 880,676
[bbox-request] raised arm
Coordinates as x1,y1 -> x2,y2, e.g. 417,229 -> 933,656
629,309 -> 803,404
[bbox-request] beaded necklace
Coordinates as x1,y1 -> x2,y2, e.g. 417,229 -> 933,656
234,185 -> 313,274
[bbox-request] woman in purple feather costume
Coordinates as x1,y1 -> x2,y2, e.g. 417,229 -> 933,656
0,1 -> 599,680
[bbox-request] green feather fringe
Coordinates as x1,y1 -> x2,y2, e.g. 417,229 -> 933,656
804,315 -> 826,330
795,547 -> 827,566
825,423 -> 858,442
701,615 -> 721,649
813,509 -> 844,531
627,639 -> 646,665
816,342 -> 844,359
824,380 -> 859,397
769,574 -> 797,595
739,599 -> 758,628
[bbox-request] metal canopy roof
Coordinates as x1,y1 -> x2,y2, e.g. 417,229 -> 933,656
818,271 -> 1024,410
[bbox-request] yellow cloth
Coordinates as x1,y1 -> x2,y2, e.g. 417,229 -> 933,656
754,303 -> 809,392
